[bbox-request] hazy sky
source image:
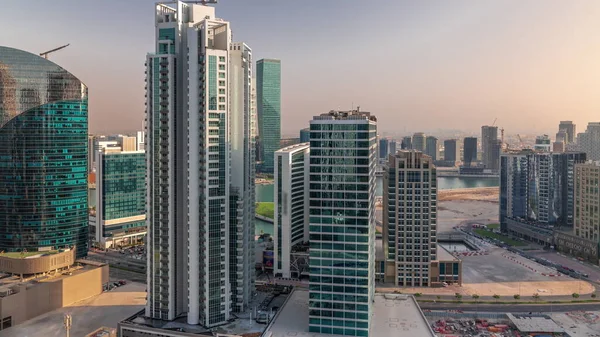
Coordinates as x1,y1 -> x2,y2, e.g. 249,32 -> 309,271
1,0 -> 599,137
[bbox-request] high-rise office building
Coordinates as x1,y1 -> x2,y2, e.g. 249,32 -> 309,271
274,143 -> 309,279
92,150 -> 146,248
425,136 -> 438,160
136,130 -> 145,151
559,121 -> 576,144
534,135 -> 551,152
383,151 -> 437,287
300,128 -> 310,143
574,161 -> 600,242
401,136 -> 412,150
578,122 -> 600,161
499,151 -> 586,231
0,47 -> 88,258
463,137 -> 477,167
412,132 -> 426,152
118,135 -> 137,152
308,109 -> 376,337
481,126 -> 499,170
257,58 -> 281,173
145,2 -> 253,326
389,139 -> 397,156
379,137 -> 389,161
229,42 -> 256,312
444,139 -> 459,163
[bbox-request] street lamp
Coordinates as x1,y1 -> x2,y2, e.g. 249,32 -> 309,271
63,314 -> 72,337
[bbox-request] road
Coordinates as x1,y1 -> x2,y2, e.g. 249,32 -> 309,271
419,301 -> 600,313
533,251 -> 600,283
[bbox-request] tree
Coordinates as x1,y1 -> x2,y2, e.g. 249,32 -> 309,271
472,294 -> 480,301
414,292 -> 422,297
455,293 -> 463,301
591,293 -> 597,299
513,294 -> 520,301
493,294 -> 500,302
572,293 -> 580,299
436,295 -> 441,300
532,293 -> 540,302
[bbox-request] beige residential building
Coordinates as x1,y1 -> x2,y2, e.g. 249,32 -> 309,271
574,162 -> 600,243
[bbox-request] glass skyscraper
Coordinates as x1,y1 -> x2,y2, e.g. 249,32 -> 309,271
308,109 -> 377,337
93,150 -> 146,248
0,46 -> 88,258
256,58 -> 281,173
463,137 -> 477,167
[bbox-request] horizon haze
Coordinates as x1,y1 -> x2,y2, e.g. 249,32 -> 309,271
1,0 -> 599,136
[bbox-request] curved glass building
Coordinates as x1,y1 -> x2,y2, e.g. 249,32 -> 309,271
0,46 -> 88,257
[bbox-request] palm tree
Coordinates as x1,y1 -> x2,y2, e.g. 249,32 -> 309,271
493,294 -> 500,303
472,294 -> 480,301
532,293 -> 540,302
513,294 -> 520,301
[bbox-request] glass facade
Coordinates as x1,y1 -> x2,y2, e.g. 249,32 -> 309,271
0,47 -> 88,258
463,137 -> 477,167
256,59 -> 281,173
308,115 -> 377,337
99,152 -> 146,238
500,151 -> 586,231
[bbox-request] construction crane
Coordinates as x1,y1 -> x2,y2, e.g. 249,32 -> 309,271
39,44 -> 69,59
517,134 -> 524,148
491,118 -> 497,127
500,127 -> 505,149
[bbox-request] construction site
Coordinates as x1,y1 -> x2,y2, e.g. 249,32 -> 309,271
425,311 -> 600,337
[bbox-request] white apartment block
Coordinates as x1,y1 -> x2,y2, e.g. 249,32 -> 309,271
274,143 -> 310,279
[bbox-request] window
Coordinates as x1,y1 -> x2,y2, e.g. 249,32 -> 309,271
219,56 -> 226,62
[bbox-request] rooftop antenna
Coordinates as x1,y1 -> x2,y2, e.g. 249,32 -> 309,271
40,44 -> 70,60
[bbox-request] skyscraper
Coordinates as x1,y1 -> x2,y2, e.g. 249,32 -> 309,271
574,162 -> 600,242
412,132 -> 426,152
444,139 -> 459,163
136,130 -> 145,151
93,149 -> 146,248
383,150 -> 437,287
481,126 -> 499,170
274,143 -> 309,279
388,139 -> 397,156
308,109 -> 376,337
463,137 -> 477,167
0,46 -> 88,258
499,150 -> 586,231
559,121 -> 576,144
578,122 -> 600,161
257,58 -> 281,173
379,137 -> 389,160
145,2 -> 253,326
300,128 -> 310,143
401,136 -> 412,150
534,135 -> 551,152
229,42 -> 256,313
425,136 -> 438,160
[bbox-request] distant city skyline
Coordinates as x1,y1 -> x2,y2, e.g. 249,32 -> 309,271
1,0 -> 599,135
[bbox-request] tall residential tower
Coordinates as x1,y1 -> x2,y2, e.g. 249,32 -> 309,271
145,2 -> 254,327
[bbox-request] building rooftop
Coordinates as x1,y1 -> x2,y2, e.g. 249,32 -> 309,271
507,313 -> 565,333
0,260 -> 103,295
263,289 -> 434,337
276,142 -> 309,153
436,244 -> 458,261
312,108 -> 376,122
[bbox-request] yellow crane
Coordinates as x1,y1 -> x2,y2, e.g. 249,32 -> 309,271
39,44 -> 70,59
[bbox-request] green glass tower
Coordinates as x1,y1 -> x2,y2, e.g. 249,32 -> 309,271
0,46 -> 88,258
257,59 -> 281,173
94,150 -> 146,247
